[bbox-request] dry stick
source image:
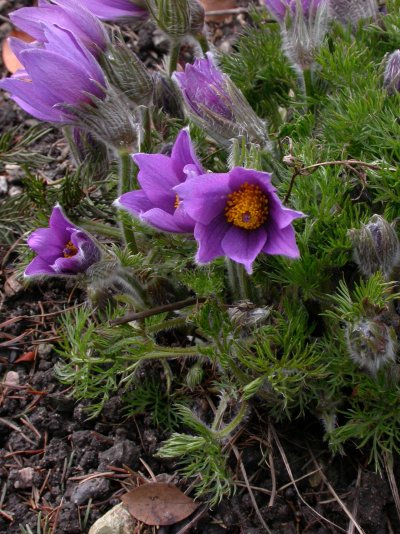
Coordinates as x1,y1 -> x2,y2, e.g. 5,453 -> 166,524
347,467 -> 362,534
384,452 -> 400,523
176,505 -> 209,534
110,297 -> 206,326
267,425 -> 277,507
269,424 -> 348,533
307,447 -> 365,534
231,444 -> 272,534
283,160 -> 395,204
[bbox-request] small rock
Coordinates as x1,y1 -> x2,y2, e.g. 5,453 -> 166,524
71,477 -> 110,505
4,273 -> 23,297
13,467 -> 34,489
88,503 -> 136,534
5,163 -> 23,182
98,439 -> 140,470
0,176 -> 8,195
8,185 -> 23,197
5,371 -> 19,386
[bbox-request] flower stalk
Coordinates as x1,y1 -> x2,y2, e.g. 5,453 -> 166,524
118,148 -> 138,254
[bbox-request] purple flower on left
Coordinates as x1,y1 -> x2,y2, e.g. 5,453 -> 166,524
0,25 -> 106,123
25,205 -> 101,277
80,0 -> 148,20
9,0 -> 109,55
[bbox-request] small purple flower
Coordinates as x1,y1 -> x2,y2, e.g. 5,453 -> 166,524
173,53 -> 268,146
384,50 -> 400,95
0,25 -> 106,123
10,0 -> 108,55
80,0 -> 147,20
265,0 -> 323,22
114,129 -> 204,233
25,205 -> 101,277
175,167 -> 304,274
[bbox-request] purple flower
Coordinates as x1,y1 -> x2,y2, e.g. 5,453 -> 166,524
173,53 -> 268,146
174,167 -> 304,274
0,25 -> 106,123
80,0 -> 147,20
384,50 -> 400,95
25,205 -> 101,277
265,0 -> 324,22
114,129 -> 204,233
9,0 -> 108,55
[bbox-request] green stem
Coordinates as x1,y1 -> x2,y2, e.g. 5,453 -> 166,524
138,106 -> 152,153
168,40 -> 181,76
118,149 -> 138,254
194,32 -> 209,54
226,259 -> 251,301
215,401 -> 248,439
303,68 -> 314,111
78,220 -> 121,239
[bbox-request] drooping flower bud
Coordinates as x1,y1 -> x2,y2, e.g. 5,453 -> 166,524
329,0 -> 378,27
384,50 -> 400,95
153,73 -> 185,119
25,205 -> 101,278
173,53 -> 269,147
348,215 -> 400,281
345,317 -> 397,375
228,301 -> 271,331
146,0 -> 192,39
101,41 -> 154,106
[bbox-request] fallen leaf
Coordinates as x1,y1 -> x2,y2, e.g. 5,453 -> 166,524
121,482 -> 199,526
2,30 -> 35,74
14,351 -> 36,364
199,0 -> 237,21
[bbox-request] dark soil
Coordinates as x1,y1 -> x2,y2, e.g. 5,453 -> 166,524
1,1 -> 400,533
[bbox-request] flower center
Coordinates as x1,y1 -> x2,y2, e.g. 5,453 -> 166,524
225,182 -> 269,230
63,240 -> 78,258
174,194 -> 180,210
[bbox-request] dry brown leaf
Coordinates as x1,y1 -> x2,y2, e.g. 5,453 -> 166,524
199,0 -> 237,21
120,482 -> 199,526
2,30 -> 35,74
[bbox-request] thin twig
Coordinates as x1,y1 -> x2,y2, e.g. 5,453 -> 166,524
110,297 -> 206,326
384,452 -> 400,524
347,467 -> 362,534
175,504 -> 209,534
267,425 -> 276,507
231,444 -> 272,533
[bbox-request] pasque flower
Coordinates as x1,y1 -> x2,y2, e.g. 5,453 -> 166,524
25,205 -> 101,277
173,53 -> 268,147
329,0 -> 378,27
114,129 -> 204,233
0,25 -> 106,123
175,167 -> 304,273
384,50 -> 400,95
265,0 -> 324,22
9,0 -> 108,55
80,0 -> 147,20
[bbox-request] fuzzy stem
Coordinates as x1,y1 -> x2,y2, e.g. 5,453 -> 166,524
303,68 -> 314,108
215,401 -> 248,439
138,106 -> 152,153
168,40 -> 181,76
78,220 -> 121,239
195,32 -> 209,54
118,149 -> 138,254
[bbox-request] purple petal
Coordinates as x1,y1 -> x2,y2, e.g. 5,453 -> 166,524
70,229 -> 101,267
194,214 -> 229,264
115,190 -> 154,216
228,167 -> 276,194
268,196 -> 305,229
134,153 -> 179,210
80,0 -> 147,19
141,208 -> 193,233
49,205 -> 75,242
25,256 -> 56,277
175,173 -> 231,225
171,128 -> 204,179
27,228 -> 64,261
221,226 -> 267,274
262,223 -> 300,258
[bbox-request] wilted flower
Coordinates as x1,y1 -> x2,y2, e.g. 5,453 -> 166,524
329,0 -> 378,27
384,50 -> 400,95
80,0 -> 148,20
25,205 -> 101,277
348,215 -> 400,280
9,0 -> 109,55
0,25 -> 106,123
265,0 -> 329,72
114,128 -> 204,233
173,53 -> 268,147
345,317 -> 397,375
175,167 -> 304,273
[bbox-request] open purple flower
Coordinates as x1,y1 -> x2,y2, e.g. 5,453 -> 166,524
25,205 -> 101,277
114,129 -> 204,233
174,167 -> 304,274
9,0 -> 108,55
80,0 -> 147,20
173,53 -> 268,147
0,25 -> 106,123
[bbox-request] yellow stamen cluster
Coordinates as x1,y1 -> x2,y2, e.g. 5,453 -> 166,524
63,240 -> 78,258
174,194 -> 180,210
225,182 -> 269,230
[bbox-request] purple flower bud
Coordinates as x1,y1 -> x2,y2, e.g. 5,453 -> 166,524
384,50 -> 400,95
10,0 -> 109,55
174,167 -> 305,274
80,0 -> 148,20
114,128 -> 204,233
0,25 -> 106,123
329,0 -> 378,27
173,53 -> 268,147
265,0 -> 324,22
25,205 -> 101,277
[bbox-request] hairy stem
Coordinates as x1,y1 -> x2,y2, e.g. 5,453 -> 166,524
118,149 -> 138,254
